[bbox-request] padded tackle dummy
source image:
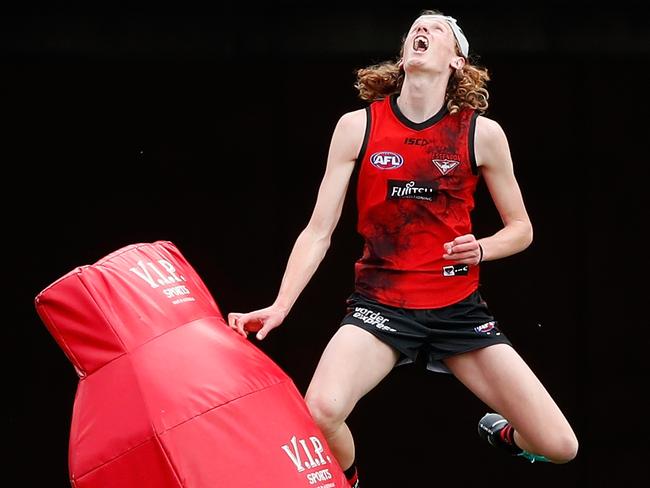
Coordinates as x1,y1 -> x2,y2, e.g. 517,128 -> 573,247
34,241 -> 347,488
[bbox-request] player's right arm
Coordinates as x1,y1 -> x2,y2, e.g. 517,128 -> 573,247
228,108 -> 366,340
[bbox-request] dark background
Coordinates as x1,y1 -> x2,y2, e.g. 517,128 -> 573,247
6,2 -> 649,486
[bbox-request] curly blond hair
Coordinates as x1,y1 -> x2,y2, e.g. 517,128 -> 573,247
354,10 -> 490,114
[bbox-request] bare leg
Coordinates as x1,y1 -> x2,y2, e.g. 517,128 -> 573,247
305,325 -> 400,470
444,343 -> 578,463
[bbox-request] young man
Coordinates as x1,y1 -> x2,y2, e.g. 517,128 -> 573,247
228,9 -> 578,487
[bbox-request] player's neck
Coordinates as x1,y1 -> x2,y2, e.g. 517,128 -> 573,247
397,75 -> 447,123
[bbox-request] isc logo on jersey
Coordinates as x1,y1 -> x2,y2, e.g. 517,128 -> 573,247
370,151 -> 404,170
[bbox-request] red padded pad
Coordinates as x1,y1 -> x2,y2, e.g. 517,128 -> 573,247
35,241 -> 347,488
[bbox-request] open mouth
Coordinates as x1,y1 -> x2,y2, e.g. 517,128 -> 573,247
413,35 -> 429,52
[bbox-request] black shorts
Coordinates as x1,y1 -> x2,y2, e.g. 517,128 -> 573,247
340,290 -> 512,374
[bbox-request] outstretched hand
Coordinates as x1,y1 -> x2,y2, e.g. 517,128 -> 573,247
227,305 -> 287,340
442,233 -> 482,265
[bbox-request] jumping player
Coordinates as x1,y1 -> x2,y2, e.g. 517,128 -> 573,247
228,9 -> 578,487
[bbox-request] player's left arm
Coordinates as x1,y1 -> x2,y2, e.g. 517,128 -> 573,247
472,115 -> 533,262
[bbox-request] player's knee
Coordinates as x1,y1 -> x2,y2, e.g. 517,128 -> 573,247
547,432 -> 579,463
305,393 -> 346,434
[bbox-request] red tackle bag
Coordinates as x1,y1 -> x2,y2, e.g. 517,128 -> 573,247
34,240 -> 347,488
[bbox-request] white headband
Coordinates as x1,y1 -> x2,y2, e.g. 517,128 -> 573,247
417,14 -> 469,57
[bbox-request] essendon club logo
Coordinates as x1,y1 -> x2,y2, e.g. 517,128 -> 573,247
370,151 -> 404,170
432,158 -> 460,175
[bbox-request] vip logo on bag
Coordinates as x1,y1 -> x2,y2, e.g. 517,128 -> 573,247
129,259 -> 195,303
281,435 -> 338,486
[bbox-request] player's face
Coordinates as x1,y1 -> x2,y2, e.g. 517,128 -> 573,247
402,17 -> 459,71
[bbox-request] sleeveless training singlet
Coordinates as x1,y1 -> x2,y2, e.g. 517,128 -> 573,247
354,94 -> 481,309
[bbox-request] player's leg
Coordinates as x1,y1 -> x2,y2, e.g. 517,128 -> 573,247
444,343 -> 578,463
304,324 -> 399,477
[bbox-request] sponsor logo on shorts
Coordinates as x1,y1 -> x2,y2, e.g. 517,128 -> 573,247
387,180 -> 437,201
370,151 -> 404,170
353,307 -> 396,332
474,321 -> 500,335
442,264 -> 469,276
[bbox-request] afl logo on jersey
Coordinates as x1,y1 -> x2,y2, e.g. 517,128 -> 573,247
370,152 -> 404,170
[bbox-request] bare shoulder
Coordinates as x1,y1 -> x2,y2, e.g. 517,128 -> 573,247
476,115 -> 507,141
475,115 -> 511,168
329,108 -> 367,161
336,108 -> 367,133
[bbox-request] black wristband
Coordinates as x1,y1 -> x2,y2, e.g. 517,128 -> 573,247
478,243 -> 484,263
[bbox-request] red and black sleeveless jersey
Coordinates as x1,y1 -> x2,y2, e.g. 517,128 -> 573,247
354,94 -> 480,308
